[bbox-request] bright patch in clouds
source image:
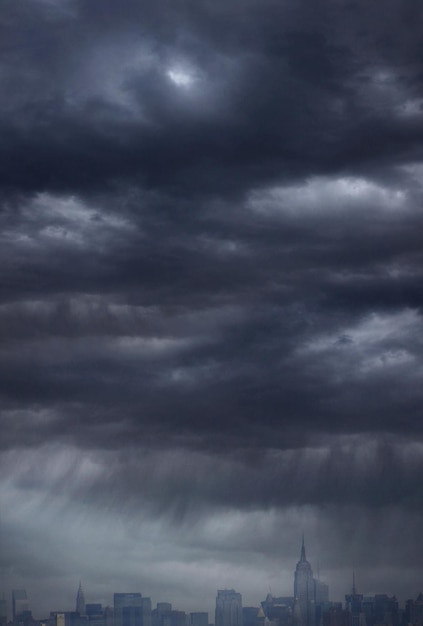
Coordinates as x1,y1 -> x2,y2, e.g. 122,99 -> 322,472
298,310 -> 421,377
248,176 -> 407,216
1,193 -> 131,251
397,99 -> 423,118
167,68 -> 195,87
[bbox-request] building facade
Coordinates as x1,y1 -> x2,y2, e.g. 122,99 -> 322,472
114,594 -> 152,626
12,590 -> 30,624
215,591 -> 242,626
190,613 -> 208,626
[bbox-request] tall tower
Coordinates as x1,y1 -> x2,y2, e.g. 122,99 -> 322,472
293,537 -> 315,626
345,573 -> 365,626
215,590 -> 242,626
76,582 -> 86,616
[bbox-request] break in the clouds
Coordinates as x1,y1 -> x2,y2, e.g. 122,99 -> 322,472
2,0 -> 423,619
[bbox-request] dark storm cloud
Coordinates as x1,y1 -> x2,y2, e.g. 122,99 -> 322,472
1,0 -> 423,197
2,0 -> 423,613
2,181 -> 423,454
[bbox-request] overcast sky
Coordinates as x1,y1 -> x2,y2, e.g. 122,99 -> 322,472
2,0 -> 423,619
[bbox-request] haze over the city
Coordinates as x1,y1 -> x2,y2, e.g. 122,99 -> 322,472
2,0 -> 423,619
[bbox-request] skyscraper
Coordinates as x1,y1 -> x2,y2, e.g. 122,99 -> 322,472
114,594 -> 152,626
405,594 -> 423,626
314,580 -> 329,604
152,601 -> 172,626
345,573 -> 365,626
293,538 -> 315,626
215,590 -> 242,626
76,583 -> 86,616
12,590 -> 29,623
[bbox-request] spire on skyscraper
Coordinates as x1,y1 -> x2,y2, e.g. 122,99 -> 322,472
300,534 -> 306,561
76,581 -> 86,615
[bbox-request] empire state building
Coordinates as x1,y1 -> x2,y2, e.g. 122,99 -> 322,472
293,538 -> 315,626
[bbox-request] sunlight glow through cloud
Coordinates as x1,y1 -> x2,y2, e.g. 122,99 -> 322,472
167,68 -> 195,87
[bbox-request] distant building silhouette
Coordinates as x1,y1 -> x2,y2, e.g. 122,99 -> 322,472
190,613 -> 208,626
114,594 -> 152,626
243,607 -> 266,626
321,604 -> 349,626
361,595 -> 399,626
85,604 -> 105,626
152,603 -> 171,626
404,594 -> 423,626
261,593 -> 294,626
408,593 -> 423,626
104,606 -> 114,626
314,581 -> 329,605
12,590 -> 29,624
345,573 -> 366,626
243,607 -> 260,626
215,591 -> 242,626
294,537 -> 315,626
151,604 -> 187,626
49,611 -> 81,626
85,607 -> 102,618
168,612 -> 186,626
76,584 -> 86,617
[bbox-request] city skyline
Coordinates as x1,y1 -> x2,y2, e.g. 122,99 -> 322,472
2,0 -> 423,619
1,541 -> 419,620
1,571 -> 420,626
